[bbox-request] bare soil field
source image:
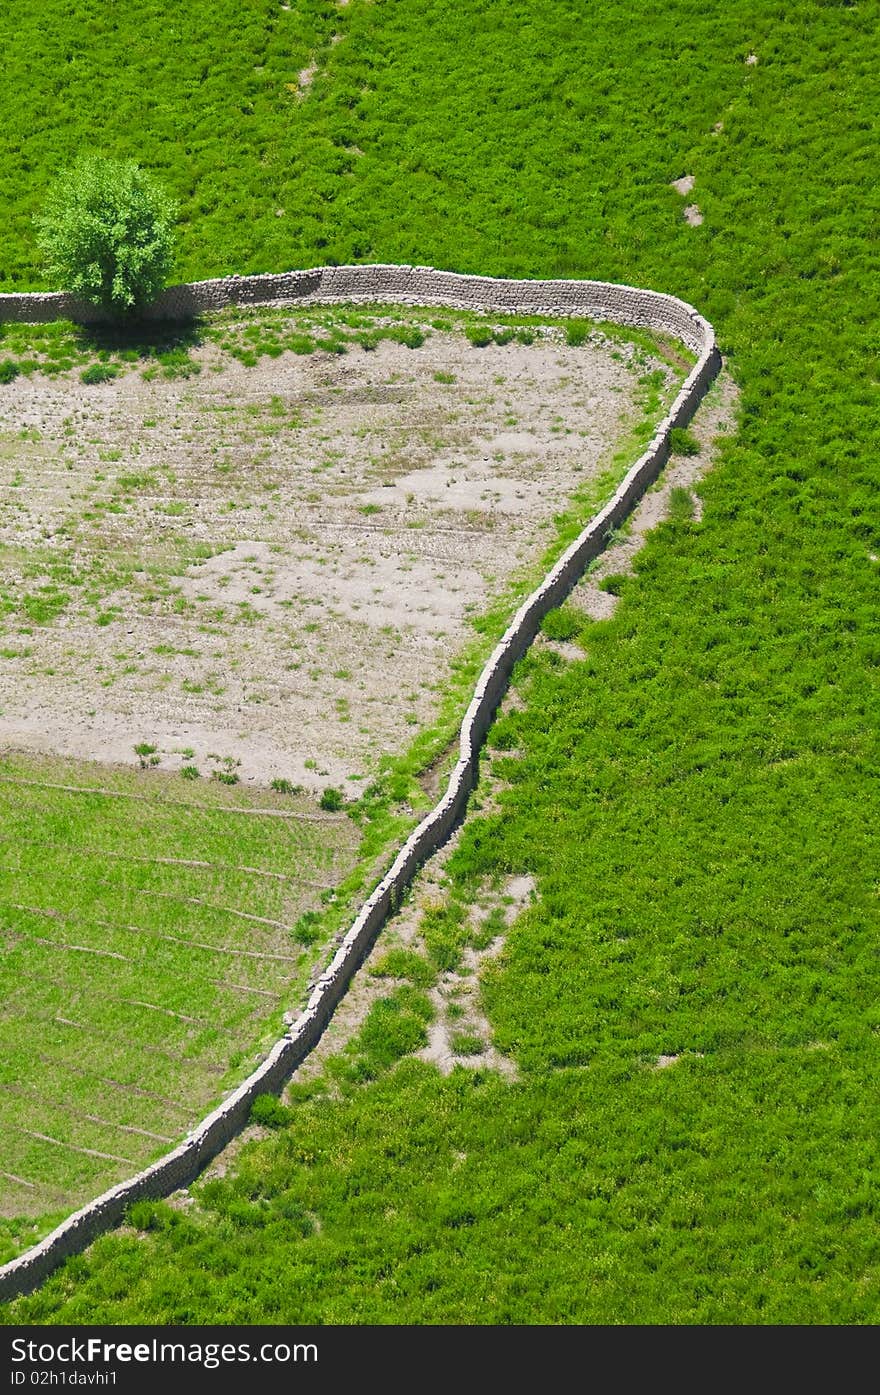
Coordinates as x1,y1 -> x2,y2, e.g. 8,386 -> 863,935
0,314 -> 671,795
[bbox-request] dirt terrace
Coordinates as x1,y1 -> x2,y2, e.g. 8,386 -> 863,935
0,323 -> 660,793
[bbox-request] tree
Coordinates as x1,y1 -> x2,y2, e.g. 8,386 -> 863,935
35,154 -> 177,317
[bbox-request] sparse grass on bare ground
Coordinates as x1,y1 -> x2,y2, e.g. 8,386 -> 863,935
0,751 -> 359,1260
0,308 -> 674,795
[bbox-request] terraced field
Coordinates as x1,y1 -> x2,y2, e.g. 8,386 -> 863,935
0,302 -> 680,1264
0,752 -> 359,1256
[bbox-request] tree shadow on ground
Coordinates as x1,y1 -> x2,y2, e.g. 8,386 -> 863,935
73,316 -> 206,363
69,316 -> 207,379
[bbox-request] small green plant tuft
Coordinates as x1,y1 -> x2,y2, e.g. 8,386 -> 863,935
466,325 -> 494,347
421,901 -> 468,972
319,786 -> 344,812
669,426 -> 701,456
293,909 -> 322,945
134,742 -> 157,769
542,606 -> 582,643
211,769 -> 239,786
0,360 -> 20,384
667,485 -> 697,522
80,362 -> 119,385
356,991 -> 432,1072
371,948 -> 438,989
126,1200 -> 176,1232
388,326 -> 425,349
250,1093 -> 294,1129
565,320 -> 590,346
598,573 -> 627,596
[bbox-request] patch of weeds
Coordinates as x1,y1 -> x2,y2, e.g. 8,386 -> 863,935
250,1094 -> 294,1129
421,900 -> 468,973
352,988 -> 433,1074
466,325 -> 494,348
180,765 -> 200,780
0,360 -> 20,384
117,472 -> 157,493
541,605 -> 582,643
319,787 -> 344,812
565,320 -> 590,346
669,426 -> 700,456
598,573 -> 627,596
21,589 -> 69,625
488,717 -> 520,752
470,904 -> 506,952
294,910 -> 323,946
386,325 -> 425,349
667,485 -> 697,523
80,363 -> 120,385
271,778 -> 302,794
134,742 -> 159,769
370,948 -> 438,989
126,1200 -> 177,1233
157,348 -> 201,380
286,335 -> 316,356
451,1032 -> 485,1056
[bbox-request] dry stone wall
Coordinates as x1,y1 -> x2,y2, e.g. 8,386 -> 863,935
0,267 -> 720,1302
0,263 -> 709,355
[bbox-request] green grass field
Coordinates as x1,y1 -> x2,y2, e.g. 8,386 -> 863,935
1,0 -> 879,1324
0,752 -> 360,1264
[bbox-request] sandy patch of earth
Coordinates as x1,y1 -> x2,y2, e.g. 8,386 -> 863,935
0,323 -> 663,793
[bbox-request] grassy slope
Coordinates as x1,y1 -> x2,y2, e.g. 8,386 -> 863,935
2,0 -> 880,1322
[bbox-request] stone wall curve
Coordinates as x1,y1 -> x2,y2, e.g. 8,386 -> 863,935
0,267 -> 721,1302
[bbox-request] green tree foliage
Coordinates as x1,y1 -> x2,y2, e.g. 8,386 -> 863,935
35,154 -> 176,315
